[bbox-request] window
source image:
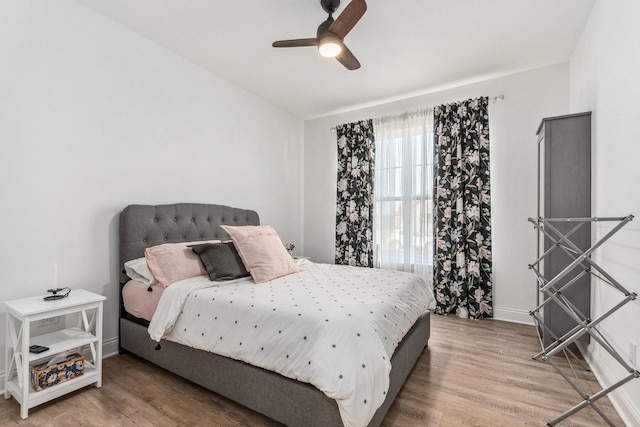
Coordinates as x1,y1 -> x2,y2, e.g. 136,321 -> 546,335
373,109 -> 433,280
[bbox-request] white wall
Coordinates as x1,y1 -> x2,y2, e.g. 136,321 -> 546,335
304,64 -> 570,324
0,1 -> 303,363
570,0 -> 640,423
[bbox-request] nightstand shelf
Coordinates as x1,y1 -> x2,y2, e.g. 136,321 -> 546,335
5,365 -> 100,410
28,328 -> 99,362
3,289 -> 105,419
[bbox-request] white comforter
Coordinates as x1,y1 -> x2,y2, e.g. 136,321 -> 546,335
148,260 -> 433,427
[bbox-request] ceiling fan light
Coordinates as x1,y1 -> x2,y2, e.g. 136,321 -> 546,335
318,35 -> 342,58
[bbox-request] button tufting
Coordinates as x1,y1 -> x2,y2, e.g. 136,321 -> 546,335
143,238 -> 147,242
173,218 -> 177,222
164,237 -> 168,241
153,218 -> 158,222
191,218 -> 195,222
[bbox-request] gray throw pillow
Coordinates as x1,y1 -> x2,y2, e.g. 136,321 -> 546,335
191,242 -> 249,281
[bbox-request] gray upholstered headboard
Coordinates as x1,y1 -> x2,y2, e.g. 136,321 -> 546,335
118,203 -> 260,285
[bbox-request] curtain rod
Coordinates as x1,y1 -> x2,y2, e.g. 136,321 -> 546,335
330,95 -> 505,131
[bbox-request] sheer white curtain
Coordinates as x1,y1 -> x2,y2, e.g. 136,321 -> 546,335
373,109 -> 434,281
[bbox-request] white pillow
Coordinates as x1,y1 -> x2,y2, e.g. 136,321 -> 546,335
124,257 -> 155,286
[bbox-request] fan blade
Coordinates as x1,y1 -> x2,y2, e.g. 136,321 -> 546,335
336,44 -> 360,70
329,0 -> 367,39
272,38 -> 318,48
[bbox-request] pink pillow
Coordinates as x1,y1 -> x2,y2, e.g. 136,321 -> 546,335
221,225 -> 299,284
145,240 -> 219,287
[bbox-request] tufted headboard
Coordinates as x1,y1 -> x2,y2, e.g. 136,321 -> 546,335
118,203 -> 260,285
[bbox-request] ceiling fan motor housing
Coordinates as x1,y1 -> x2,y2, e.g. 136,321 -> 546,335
317,16 -> 335,38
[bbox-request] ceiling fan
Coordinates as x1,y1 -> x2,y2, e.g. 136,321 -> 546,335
272,0 -> 367,70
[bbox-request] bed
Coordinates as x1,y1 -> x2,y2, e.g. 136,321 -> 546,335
119,203 -> 432,427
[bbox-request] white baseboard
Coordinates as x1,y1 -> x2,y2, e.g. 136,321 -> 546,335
583,345 -> 640,426
493,307 -> 534,325
102,336 -> 120,358
81,336 -> 119,359
1,336 -> 120,395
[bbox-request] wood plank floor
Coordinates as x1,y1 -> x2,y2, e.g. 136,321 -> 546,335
1,314 -> 626,426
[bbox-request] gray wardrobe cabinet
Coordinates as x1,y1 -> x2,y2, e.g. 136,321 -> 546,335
536,112 -> 591,345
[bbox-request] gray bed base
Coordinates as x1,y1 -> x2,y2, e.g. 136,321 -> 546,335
119,203 -> 430,427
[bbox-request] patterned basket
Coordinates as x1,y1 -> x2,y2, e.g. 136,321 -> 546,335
30,353 -> 84,392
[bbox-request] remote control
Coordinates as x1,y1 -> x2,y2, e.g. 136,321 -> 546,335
29,345 -> 49,354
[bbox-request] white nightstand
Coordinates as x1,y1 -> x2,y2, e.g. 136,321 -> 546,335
3,289 -> 105,419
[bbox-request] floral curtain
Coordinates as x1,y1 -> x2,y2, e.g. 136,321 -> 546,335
335,119 -> 375,267
433,97 -> 492,319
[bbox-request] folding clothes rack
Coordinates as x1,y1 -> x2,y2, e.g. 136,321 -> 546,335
528,215 -> 639,426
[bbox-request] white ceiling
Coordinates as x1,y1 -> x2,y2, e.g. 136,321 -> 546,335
75,0 -> 595,119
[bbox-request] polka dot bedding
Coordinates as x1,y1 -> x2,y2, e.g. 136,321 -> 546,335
148,259 -> 434,427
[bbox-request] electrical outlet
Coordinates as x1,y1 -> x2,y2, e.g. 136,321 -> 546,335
36,316 -> 59,327
630,341 -> 637,369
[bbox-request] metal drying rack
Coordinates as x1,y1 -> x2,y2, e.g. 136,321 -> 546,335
528,215 -> 639,426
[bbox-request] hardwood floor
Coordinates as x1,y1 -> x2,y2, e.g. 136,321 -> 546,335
1,314 -> 626,426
